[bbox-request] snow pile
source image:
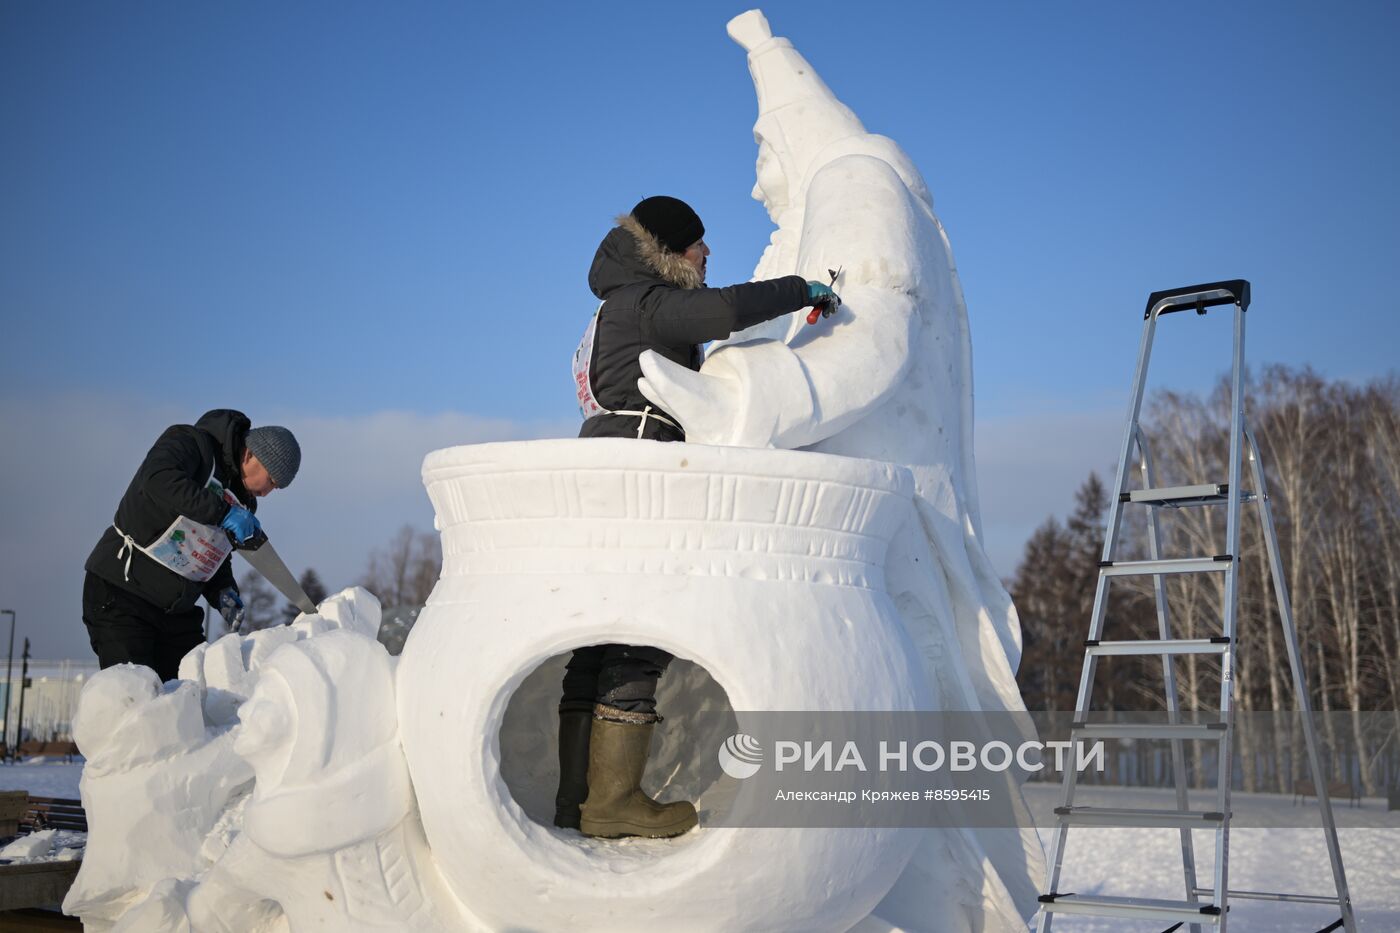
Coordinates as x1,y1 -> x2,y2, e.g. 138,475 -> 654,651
0,827 -> 84,862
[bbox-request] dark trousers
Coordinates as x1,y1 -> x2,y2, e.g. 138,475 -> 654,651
82,572 -> 205,683
561,643 -> 674,716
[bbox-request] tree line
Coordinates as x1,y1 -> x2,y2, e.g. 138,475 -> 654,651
231,524 -> 441,650
1011,366 -> 1399,794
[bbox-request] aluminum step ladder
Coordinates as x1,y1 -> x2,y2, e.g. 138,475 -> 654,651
1035,281 -> 1356,933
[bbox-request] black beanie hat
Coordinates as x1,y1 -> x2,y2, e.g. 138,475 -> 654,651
631,196 -> 705,254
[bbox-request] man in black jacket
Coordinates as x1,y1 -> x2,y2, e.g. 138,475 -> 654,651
558,197 -> 839,838
83,409 -> 301,682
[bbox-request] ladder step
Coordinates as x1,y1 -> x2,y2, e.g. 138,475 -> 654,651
1124,482 -> 1224,505
1085,637 -> 1230,656
1054,805 -> 1225,828
1120,483 -> 1256,508
1072,721 -> 1229,740
1038,893 -> 1222,925
1098,556 -> 1233,576
1191,886 -> 1344,907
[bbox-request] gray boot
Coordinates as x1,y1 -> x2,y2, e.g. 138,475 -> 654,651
579,705 -> 697,839
554,708 -> 593,829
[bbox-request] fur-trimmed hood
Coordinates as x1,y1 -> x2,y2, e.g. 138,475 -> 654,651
588,212 -> 703,300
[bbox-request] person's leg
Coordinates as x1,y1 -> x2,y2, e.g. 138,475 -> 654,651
82,572 -> 162,673
595,645 -> 673,717
560,645 -> 606,713
555,645 -> 608,829
580,643 -> 694,838
155,606 -> 207,683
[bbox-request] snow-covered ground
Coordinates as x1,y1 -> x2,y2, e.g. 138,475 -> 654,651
0,759 -> 82,798
1024,782 -> 1400,931
0,761 -> 86,867
1,761 -> 1393,929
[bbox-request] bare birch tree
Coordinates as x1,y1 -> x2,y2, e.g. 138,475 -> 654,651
359,525 -> 442,608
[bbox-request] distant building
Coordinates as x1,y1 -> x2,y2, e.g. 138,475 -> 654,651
2,660 -> 99,744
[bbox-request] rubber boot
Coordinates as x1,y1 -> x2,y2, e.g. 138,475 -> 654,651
579,706 -> 698,839
554,708 -> 593,829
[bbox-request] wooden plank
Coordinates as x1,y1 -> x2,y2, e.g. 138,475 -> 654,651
0,862 -> 81,912
19,798 -> 87,835
0,908 -> 83,930
0,796 -> 26,823
23,801 -> 82,812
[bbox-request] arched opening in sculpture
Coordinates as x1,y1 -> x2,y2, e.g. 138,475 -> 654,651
497,642 -> 740,843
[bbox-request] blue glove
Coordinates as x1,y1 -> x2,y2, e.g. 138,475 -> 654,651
220,506 -> 261,545
806,280 -> 842,315
216,586 -> 245,630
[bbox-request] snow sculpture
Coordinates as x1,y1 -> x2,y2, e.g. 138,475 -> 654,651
62,588 -> 463,932
62,664 -> 250,929
186,630 -> 459,932
64,11 -> 1042,933
635,9 -> 1044,921
398,439 -> 932,932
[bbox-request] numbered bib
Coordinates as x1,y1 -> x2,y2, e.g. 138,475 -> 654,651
129,466 -> 246,583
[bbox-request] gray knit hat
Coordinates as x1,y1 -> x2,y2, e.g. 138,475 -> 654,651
245,426 -> 301,488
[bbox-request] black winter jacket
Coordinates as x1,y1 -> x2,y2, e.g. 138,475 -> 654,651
578,214 -> 809,441
85,410 -> 256,613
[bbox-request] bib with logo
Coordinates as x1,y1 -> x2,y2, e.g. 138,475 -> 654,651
572,302 -> 607,419
121,466 -> 245,583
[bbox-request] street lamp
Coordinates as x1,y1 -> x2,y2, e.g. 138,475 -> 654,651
15,639 -> 30,758
1,609 -> 13,761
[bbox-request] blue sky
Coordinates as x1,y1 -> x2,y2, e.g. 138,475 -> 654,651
3,1 -> 1397,658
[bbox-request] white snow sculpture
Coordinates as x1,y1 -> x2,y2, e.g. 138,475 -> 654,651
63,588 -> 455,932
62,664 -> 251,929
63,11 -> 1045,932
635,10 -> 1044,922
186,629 -> 460,932
398,439 -> 932,932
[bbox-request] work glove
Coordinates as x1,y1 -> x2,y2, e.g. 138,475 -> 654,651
806,280 -> 842,318
220,506 -> 262,545
216,586 -> 245,632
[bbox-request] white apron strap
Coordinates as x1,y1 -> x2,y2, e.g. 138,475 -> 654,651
612,406 -> 679,438
112,523 -> 138,582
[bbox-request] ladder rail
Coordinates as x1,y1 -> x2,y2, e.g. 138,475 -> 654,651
1135,427 -> 1203,927
1037,576 -> 1114,933
1102,313 -> 1162,565
1039,311 -> 1162,933
1209,299 -> 1249,933
1245,426 -> 1357,931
